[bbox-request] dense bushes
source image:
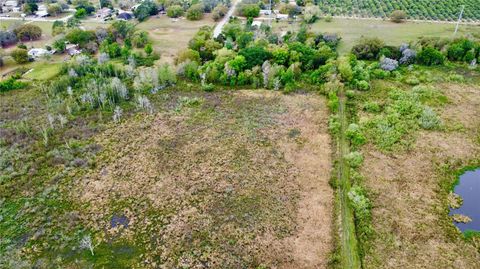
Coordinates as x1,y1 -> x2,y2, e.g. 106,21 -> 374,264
237,4 -> 260,18
11,48 -> 29,64
351,37 -> 479,67
416,47 -> 445,66
134,0 -> 159,21
0,76 -> 28,92
212,4 -> 228,21
390,10 -> 407,23
186,4 -> 204,20
352,38 -> 385,60
178,21 -> 339,90
166,5 -> 184,18
13,24 -> 42,41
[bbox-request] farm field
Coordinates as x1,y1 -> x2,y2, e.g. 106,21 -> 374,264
317,0 -> 480,21
273,18 -> 480,53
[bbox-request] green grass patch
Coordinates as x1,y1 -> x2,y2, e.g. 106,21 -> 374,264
24,62 -> 62,81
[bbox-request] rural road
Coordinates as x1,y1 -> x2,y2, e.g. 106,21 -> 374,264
213,0 -> 239,38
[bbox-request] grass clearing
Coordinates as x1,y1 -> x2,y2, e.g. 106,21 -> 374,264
273,18 -> 480,53
136,15 -> 215,63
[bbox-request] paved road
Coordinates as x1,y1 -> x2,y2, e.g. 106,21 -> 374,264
0,11 -> 75,23
213,0 -> 239,38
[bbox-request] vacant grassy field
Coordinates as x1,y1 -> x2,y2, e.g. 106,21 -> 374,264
352,68 -> 480,268
136,15 -> 215,63
0,84 -> 334,267
273,18 -> 480,53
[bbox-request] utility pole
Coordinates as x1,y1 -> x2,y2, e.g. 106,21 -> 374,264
453,5 -> 465,36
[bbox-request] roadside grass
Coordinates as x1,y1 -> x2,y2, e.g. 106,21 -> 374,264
135,15 -> 215,63
273,18 -> 480,53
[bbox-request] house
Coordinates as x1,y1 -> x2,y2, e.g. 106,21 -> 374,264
275,13 -> 289,20
66,44 -> 81,56
252,20 -> 262,27
96,7 -> 112,19
259,9 -> 271,16
35,10 -> 49,17
117,12 -> 133,20
2,0 -> 18,12
28,48 -> 51,58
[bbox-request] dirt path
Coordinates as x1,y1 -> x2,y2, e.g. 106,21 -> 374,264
337,88 -> 361,268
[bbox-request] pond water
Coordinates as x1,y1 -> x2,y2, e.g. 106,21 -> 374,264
450,168 -> 480,232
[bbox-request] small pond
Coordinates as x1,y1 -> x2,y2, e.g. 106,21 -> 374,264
450,168 -> 480,232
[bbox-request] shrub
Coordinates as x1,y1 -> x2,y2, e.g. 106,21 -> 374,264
348,185 -> 373,257
75,8 -> 87,18
14,24 -> 42,41
390,10 -> 407,23
346,123 -> 366,146
53,38 -> 67,52
66,29 -> 95,47
47,4 -> 63,16
356,80 -> 370,91
166,5 -> 184,18
324,15 -> 333,22
363,101 -> 381,113
52,20 -> 65,36
0,77 -> 28,92
338,56 -> 353,82
380,57 -> 399,71
186,3 -> 204,20
327,90 -> 339,112
22,1 -> 38,14
419,107 -> 441,129
0,31 -> 18,47
238,4 -> 260,18
239,46 -> 271,69
132,31 -> 149,48
352,37 -> 385,60
212,4 -> 228,21
11,48 -> 29,64
176,49 -> 201,64
177,60 -> 200,81
134,0 -> 159,21
399,48 -> 416,65
344,151 -> 364,168
304,4 -> 321,23
416,47 -> 445,66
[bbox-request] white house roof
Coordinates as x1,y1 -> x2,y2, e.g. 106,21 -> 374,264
28,48 -> 50,57
4,1 -> 17,7
252,21 -> 262,27
36,10 -> 49,17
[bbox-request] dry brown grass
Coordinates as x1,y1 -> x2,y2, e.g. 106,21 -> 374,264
361,82 -> 480,268
135,15 -> 215,64
72,90 -> 333,268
